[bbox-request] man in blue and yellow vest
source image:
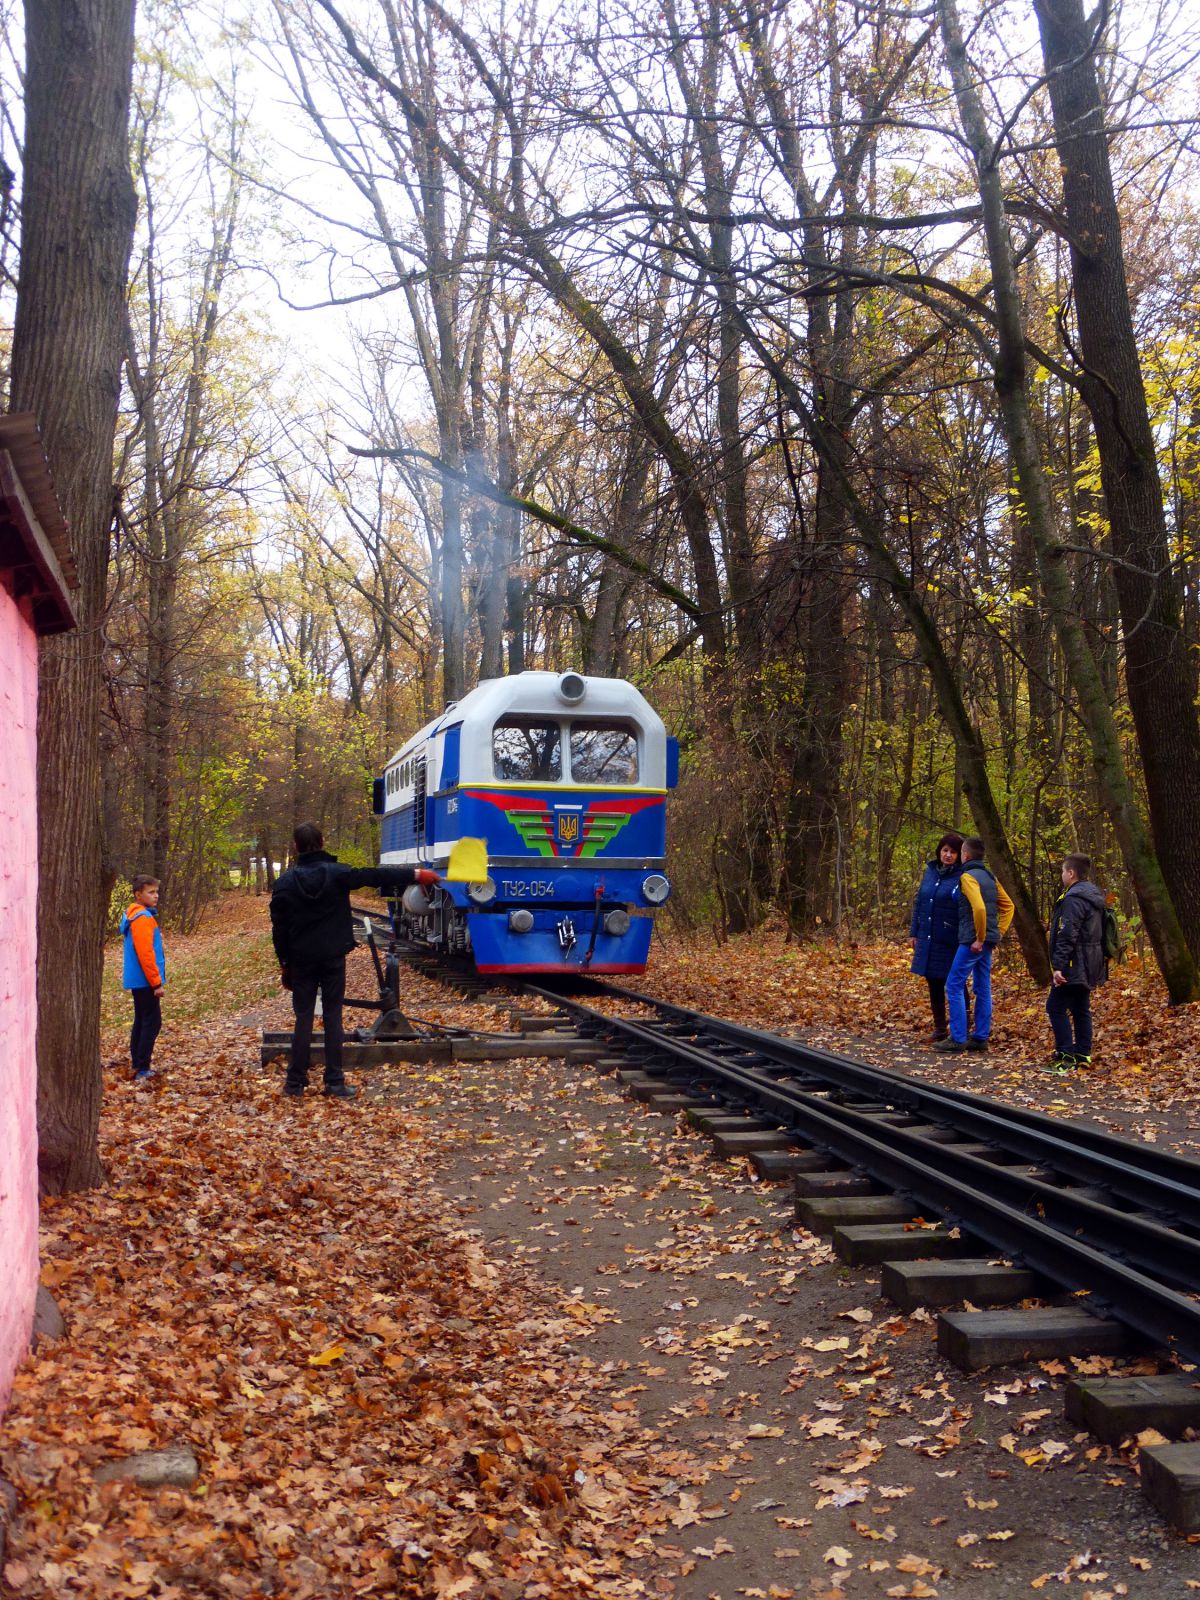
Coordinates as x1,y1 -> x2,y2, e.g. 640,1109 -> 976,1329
934,836 -> 1014,1054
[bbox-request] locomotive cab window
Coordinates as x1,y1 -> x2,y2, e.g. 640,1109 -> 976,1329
493,719 -> 562,782
569,722 -> 638,784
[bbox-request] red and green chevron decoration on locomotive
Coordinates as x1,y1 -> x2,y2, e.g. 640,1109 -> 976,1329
466,790 -> 666,857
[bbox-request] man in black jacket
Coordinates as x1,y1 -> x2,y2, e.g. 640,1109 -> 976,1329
270,822 -> 436,1099
1047,853 -> 1108,1071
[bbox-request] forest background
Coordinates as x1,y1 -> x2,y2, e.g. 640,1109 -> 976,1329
7,0 -> 1200,1182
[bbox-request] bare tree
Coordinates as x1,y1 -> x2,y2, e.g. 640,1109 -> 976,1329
9,0 -> 138,1191
1033,0 -> 1200,966
937,0 -> 1198,1000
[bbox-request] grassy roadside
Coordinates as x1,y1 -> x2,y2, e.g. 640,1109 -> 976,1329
99,892 -> 352,1040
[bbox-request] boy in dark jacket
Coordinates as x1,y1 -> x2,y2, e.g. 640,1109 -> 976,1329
1047,853 -> 1108,1071
270,822 -> 437,1099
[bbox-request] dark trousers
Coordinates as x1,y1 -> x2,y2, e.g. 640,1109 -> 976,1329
130,988 -> 162,1076
927,976 -> 969,1037
1047,983 -> 1092,1057
927,977 -> 948,1036
288,958 -> 347,1089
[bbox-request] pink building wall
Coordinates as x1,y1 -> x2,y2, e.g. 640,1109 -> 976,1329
0,581 -> 40,1413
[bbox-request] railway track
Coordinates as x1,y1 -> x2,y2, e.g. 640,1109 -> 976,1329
375,944 -> 1200,1528
524,978 -> 1200,1531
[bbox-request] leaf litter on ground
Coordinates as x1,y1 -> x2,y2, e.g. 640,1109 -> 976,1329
5,900 -> 1196,1598
4,900 -> 690,1599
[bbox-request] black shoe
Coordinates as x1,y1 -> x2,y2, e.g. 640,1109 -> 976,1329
283,1083 -> 306,1097
967,1037 -> 989,1052
322,1083 -> 358,1100
932,1037 -> 967,1053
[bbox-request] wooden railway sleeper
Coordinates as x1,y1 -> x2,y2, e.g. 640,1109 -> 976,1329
521,981 -> 1200,1358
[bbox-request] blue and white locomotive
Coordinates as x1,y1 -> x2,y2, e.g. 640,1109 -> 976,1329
373,671 -> 678,973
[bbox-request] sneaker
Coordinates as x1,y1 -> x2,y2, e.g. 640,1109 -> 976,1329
283,1083 -> 306,1097
1045,1053 -> 1076,1073
1073,1054 -> 1092,1069
967,1037 -> 989,1052
932,1037 -> 967,1053
322,1083 -> 358,1100
133,1071 -> 155,1086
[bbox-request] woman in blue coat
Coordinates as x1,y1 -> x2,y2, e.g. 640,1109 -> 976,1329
909,832 -> 964,1041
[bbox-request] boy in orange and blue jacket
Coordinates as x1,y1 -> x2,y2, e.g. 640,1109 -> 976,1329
120,874 -> 166,1083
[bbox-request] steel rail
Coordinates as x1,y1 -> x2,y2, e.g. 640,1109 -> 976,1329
562,981 -> 1200,1221
546,996 -> 1200,1290
524,986 -> 1200,1363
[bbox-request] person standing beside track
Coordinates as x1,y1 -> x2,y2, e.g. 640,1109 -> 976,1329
121,874 -> 167,1084
909,831 -> 965,1042
270,822 -> 438,1100
1046,853 -> 1108,1072
934,835 -> 1014,1055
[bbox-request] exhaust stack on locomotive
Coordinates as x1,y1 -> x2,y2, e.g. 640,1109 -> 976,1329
373,671 -> 679,974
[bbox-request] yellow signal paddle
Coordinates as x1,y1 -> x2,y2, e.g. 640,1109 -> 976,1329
445,836 -> 488,883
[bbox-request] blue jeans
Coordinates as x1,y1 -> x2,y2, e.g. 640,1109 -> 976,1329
946,944 -> 993,1043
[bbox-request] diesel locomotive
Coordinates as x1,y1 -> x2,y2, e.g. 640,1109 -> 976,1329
373,671 -> 678,973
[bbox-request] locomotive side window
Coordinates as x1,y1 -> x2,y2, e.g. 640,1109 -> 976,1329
569,723 -> 638,784
493,719 -> 562,782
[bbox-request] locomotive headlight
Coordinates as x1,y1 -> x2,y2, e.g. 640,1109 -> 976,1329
641,873 -> 671,905
467,877 -> 497,905
604,908 -> 631,936
557,671 -> 586,704
509,908 -> 535,933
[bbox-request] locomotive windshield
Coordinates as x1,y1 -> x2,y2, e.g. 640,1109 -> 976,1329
492,715 -> 640,784
570,722 -> 638,784
493,718 -> 562,782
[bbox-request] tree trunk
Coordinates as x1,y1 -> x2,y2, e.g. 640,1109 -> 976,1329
438,423 -> 467,702
785,479 -> 853,932
1032,0 -> 1200,963
144,552 -> 175,888
741,320 -> 1053,982
939,0 -> 1199,1001
10,0 -> 138,1193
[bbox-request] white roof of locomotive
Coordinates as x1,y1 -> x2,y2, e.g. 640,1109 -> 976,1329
385,671 -> 668,786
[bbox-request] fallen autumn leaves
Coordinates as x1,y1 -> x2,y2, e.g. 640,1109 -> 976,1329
633,925 -> 1200,1130
5,903 -> 1200,1599
3,946 -> 685,1598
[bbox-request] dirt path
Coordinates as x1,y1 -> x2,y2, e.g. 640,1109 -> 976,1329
359,967 -> 1198,1599
5,926 -> 1199,1599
